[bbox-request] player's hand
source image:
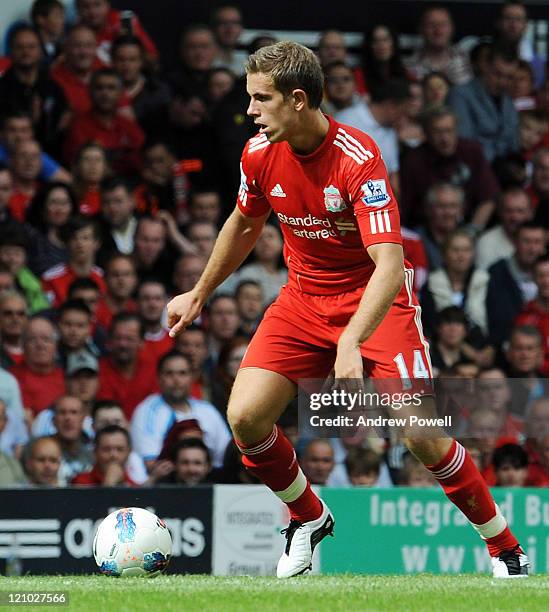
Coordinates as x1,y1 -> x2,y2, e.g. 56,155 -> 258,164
333,341 -> 365,393
166,290 -> 204,337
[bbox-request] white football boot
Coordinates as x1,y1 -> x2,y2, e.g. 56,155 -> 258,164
492,546 -> 529,578
276,502 -> 335,579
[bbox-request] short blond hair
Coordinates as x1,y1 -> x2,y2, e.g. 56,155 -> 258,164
245,41 -> 324,109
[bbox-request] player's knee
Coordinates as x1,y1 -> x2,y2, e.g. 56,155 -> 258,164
226,402 -> 255,438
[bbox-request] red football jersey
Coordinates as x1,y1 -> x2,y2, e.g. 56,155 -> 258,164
237,116 -> 404,294
42,263 -> 106,308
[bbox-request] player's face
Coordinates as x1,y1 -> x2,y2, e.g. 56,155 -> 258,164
246,72 -> 298,143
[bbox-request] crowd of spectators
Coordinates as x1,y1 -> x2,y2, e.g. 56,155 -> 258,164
0,0 -> 548,490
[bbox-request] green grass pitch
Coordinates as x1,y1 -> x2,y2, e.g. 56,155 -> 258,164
2,575 -> 548,611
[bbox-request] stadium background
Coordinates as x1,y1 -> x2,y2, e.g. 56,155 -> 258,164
0,0 -> 548,578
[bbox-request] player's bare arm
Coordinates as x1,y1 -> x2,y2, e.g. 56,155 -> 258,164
334,242 -> 405,378
167,207 -> 270,337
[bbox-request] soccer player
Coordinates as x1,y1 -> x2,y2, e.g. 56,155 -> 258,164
167,42 -> 528,578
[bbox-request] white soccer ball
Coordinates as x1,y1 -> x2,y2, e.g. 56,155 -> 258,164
93,507 -> 172,577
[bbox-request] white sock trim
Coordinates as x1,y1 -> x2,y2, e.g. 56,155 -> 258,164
471,504 -> 507,540
275,467 -> 307,503
431,443 -> 465,480
239,426 -> 278,456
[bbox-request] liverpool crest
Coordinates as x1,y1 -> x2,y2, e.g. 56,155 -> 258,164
324,185 -> 346,212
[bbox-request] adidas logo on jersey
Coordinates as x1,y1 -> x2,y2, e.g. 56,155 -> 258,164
270,184 -> 287,197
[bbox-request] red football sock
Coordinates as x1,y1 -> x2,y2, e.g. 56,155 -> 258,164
425,440 -> 519,557
236,426 -> 323,523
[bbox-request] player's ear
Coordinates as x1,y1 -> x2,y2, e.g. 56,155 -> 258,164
292,89 -> 307,111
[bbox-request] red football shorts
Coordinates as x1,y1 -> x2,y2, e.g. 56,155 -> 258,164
240,275 -> 433,385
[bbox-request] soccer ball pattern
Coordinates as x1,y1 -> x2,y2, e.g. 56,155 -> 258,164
93,507 -> 172,577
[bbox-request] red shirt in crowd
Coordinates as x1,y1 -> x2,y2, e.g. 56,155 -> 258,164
63,111 -> 145,177
42,263 -> 106,308
51,58 -> 105,115
97,352 -> 159,418
95,297 -> 137,331
9,187 -> 38,222
515,300 -> 549,376
92,8 -> 159,65
143,329 -> 174,365
71,463 -> 136,486
10,362 -> 65,416
78,187 -> 102,216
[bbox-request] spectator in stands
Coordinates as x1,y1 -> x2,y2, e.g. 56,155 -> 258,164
9,140 -> 45,222
494,1 -> 545,88
51,25 -> 101,115
206,295 -> 241,364
345,447 -> 382,486
0,113 -> 71,188
398,452 -> 436,487
41,216 -> 105,308
415,182 -> 464,270
0,25 -> 68,154
529,148 -> 549,215
75,0 -> 158,66
172,254 -> 207,296
405,5 -> 472,85
0,400 -> 26,485
487,222 -> 546,345
397,82 -> 425,150
316,30 -> 347,69
57,299 -> 96,366
67,278 -> 103,342
187,221 -> 218,259
0,164 -> 14,230
97,312 -> 158,418
211,5 -> 246,76
301,440 -> 335,486
493,443 -> 529,487
429,307 -> 493,373
11,316 -> 65,417
322,62 -> 357,116
232,224 -> 287,305
519,111 -> 548,168
133,216 -> 175,289
175,325 -> 211,400
96,178 -> 137,261
52,394 -> 93,483
207,67 -> 235,107
161,438 -> 213,485
0,291 -> 28,367
515,254 -> 549,375
211,336 -> 249,415
0,266 -> 16,293
137,280 -> 173,363
524,399 -> 549,486
361,24 -> 408,95
131,351 -> 230,469
422,71 -> 451,109
422,229 -> 489,335
0,366 -> 28,459
24,436 -> 62,486
188,190 -> 222,226
156,418 -> 205,461
169,25 -> 217,103
72,143 -> 110,217
63,69 -> 145,177
401,107 -> 499,229
476,368 -> 524,437
95,254 -> 137,331
31,0 -> 66,66
91,399 -> 148,485
31,352 -> 98,438
336,79 -> 408,190
511,61 -> 537,111
72,424 -> 135,486
235,280 -> 263,337
0,228 -> 49,313
111,36 -> 170,128
504,326 -> 544,391
25,182 -> 76,276
448,45 -> 519,162
476,188 -> 532,270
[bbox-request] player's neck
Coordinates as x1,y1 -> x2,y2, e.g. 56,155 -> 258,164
287,111 -> 330,156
